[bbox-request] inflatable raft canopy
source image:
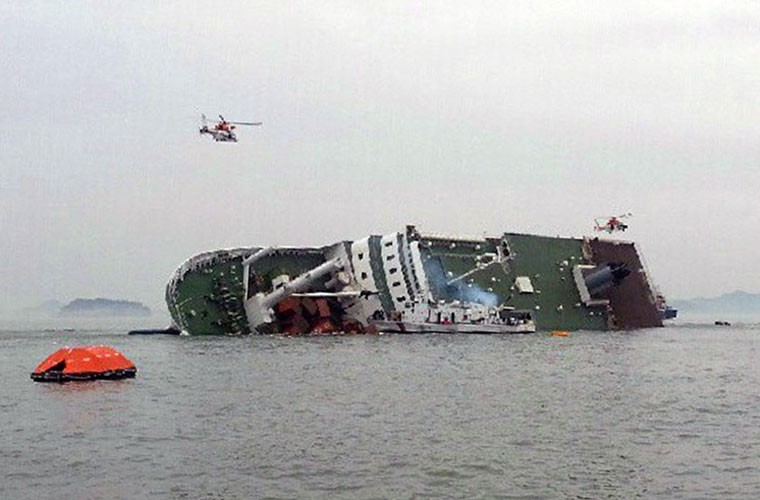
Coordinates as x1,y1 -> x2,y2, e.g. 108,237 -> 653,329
31,345 -> 136,382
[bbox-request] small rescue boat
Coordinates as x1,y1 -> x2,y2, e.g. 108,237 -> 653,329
31,345 -> 137,382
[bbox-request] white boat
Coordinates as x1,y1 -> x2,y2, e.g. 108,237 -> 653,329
369,301 -> 535,334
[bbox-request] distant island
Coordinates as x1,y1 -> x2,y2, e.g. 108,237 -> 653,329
59,298 -> 152,317
671,290 -> 760,314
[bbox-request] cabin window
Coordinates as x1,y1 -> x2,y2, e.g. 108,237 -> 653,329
361,272 -> 368,280
386,254 -> 395,261
384,241 -> 393,247
396,296 -> 406,302
357,252 -> 364,260
392,281 -> 401,287
389,267 -> 398,274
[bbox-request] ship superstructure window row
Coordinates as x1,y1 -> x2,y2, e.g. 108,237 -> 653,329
380,233 -> 415,310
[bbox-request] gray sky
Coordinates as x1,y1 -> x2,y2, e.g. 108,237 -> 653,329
1,1 -> 758,313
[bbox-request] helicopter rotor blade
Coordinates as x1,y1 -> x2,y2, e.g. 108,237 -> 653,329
229,121 -> 263,126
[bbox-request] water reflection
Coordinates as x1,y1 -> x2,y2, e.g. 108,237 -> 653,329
40,378 -> 135,396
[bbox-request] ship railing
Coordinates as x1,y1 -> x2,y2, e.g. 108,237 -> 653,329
418,232 -> 487,244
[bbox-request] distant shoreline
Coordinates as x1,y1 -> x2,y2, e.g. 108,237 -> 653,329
21,298 -> 153,318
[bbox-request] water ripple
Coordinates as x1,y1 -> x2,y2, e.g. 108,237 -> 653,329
2,325 -> 760,498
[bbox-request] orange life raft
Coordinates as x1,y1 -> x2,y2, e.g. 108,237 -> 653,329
31,345 -> 137,382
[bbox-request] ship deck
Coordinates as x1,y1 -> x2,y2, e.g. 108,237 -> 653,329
422,233 -> 608,331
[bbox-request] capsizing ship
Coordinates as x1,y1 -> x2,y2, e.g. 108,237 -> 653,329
165,225 -> 669,336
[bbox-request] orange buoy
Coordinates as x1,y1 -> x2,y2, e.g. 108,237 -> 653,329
551,330 -> 570,337
31,345 -> 136,382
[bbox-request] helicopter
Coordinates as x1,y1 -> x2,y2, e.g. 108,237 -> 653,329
199,114 -> 262,142
594,213 -> 632,233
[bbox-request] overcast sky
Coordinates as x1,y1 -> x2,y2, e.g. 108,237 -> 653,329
1,1 -> 758,313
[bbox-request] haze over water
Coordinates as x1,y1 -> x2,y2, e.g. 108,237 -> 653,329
3,2 -> 760,311
3,319 -> 760,499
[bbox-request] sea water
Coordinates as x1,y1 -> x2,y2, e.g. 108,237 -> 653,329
2,316 -> 760,499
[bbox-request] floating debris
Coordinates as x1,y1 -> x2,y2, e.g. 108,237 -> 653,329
128,326 -> 181,336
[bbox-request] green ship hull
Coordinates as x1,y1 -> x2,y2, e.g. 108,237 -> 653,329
165,226 -> 664,335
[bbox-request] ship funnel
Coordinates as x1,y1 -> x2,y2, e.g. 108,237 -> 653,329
583,262 -> 630,296
572,262 -> 630,307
